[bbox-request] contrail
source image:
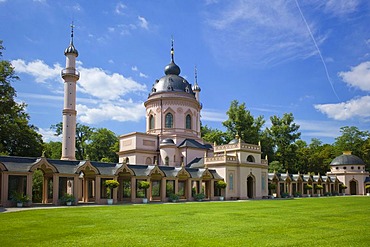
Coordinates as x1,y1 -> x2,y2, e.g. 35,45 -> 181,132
294,0 -> 340,100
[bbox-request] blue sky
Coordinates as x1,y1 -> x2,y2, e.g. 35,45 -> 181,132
1,0 -> 370,144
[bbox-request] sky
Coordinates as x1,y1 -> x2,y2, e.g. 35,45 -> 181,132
1,0 -> 370,144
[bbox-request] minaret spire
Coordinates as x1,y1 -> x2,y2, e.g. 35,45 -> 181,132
61,23 -> 80,160
192,65 -> 201,102
70,22 -> 75,45
171,36 -> 174,62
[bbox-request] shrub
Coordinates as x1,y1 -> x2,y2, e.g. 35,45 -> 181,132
281,192 -> 290,198
60,193 -> 75,204
268,183 -> 277,191
305,184 -> 313,190
104,180 -> 120,199
11,191 -> 30,203
169,193 -> 179,202
340,184 -> 347,189
138,181 -> 150,189
194,193 -> 205,201
216,181 -> 227,189
324,192 -> 332,196
293,191 -> 301,197
365,185 -> 370,192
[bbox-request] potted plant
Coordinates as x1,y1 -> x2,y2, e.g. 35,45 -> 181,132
11,191 -> 30,207
340,184 -> 347,196
61,193 -> 75,206
216,180 -> 227,201
138,181 -> 150,203
194,193 -> 205,201
365,185 -> 370,196
104,180 -> 120,205
268,183 -> 277,198
293,191 -> 302,198
316,185 -> 324,197
169,193 -> 179,202
305,184 -> 313,197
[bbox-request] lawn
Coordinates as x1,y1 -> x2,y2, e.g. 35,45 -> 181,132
1,197 -> 369,246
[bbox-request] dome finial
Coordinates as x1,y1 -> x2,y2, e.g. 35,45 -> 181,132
192,65 -> 201,92
70,21 -> 75,45
171,35 -> 175,62
64,22 -> 78,56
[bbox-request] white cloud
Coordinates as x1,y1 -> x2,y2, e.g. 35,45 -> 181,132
201,109 -> 226,122
338,61 -> 370,91
297,119 -> 342,139
78,67 -> 146,100
138,16 -> 149,30
131,66 -> 138,71
204,1 -> 324,65
314,96 -> 370,120
139,72 -> 148,78
115,2 -> 126,15
77,100 -> 145,124
324,0 -> 360,16
12,59 -> 147,101
11,59 -> 62,83
12,59 -> 148,125
38,127 -> 62,142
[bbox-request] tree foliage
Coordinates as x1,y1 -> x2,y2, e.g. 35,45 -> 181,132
50,123 -> 118,162
202,99 -> 370,174
201,124 -> 228,145
0,40 -> 43,156
223,100 -> 265,144
268,113 -> 301,172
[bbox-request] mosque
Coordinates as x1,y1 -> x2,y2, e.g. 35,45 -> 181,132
0,29 -> 369,207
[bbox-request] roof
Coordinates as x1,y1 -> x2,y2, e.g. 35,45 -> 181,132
0,156 -> 222,180
149,45 -> 195,98
178,139 -> 209,149
330,153 -> 365,166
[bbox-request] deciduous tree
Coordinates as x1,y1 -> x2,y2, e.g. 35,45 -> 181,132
0,41 -> 43,156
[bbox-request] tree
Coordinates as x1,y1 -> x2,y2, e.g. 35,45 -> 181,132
334,126 -> 368,156
201,124 -> 228,145
43,141 -> 62,159
223,100 -> 265,144
51,122 -> 94,160
87,128 -> 118,163
0,40 -> 43,156
268,113 -> 301,173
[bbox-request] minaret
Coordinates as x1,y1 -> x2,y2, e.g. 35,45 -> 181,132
192,66 -> 201,103
61,23 -> 79,160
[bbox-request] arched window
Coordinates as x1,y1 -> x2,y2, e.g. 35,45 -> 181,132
247,155 -> 255,163
165,113 -> 173,128
149,115 -> 154,130
185,114 -> 191,129
165,156 -> 169,166
145,157 -> 152,165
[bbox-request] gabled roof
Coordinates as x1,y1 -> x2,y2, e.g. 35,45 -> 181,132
187,157 -> 204,168
0,156 -> 223,180
177,139 -> 209,149
0,156 -> 39,172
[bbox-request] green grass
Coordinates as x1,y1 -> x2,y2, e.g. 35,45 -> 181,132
1,197 -> 369,246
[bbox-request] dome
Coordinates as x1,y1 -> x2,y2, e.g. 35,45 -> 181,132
64,43 -> 78,56
330,152 -> 365,166
161,138 -> 175,145
228,139 -> 239,144
192,82 -> 201,92
151,73 -> 194,96
164,61 -> 180,75
149,42 -> 195,97
228,134 -> 243,144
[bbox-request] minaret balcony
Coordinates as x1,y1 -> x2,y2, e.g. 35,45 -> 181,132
61,68 -> 80,79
